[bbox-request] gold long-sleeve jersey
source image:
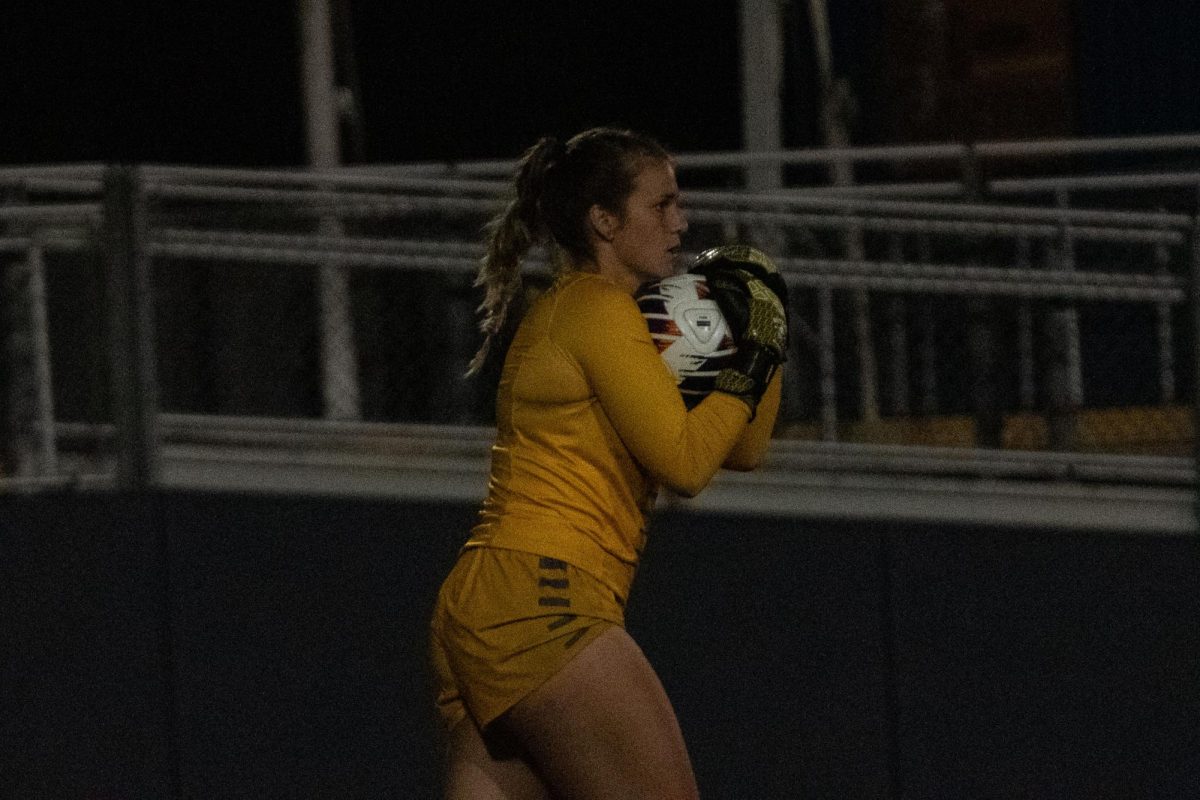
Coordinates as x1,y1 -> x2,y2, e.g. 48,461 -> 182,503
464,271 -> 782,602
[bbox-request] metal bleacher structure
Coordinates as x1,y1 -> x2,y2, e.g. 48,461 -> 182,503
3,133 -> 1200,533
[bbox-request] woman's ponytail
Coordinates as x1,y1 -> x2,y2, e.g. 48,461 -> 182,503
465,137 -> 561,375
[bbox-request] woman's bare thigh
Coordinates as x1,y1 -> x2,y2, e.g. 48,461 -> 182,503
502,626 -> 700,800
442,716 -> 550,800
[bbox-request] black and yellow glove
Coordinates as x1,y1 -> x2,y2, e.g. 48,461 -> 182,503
690,245 -> 789,413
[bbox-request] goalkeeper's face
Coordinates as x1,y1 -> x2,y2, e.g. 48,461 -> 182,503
608,159 -> 688,287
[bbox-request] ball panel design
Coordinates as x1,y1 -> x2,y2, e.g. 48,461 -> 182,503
635,273 -> 737,408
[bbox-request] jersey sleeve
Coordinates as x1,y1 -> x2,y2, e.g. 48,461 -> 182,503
553,279 -> 753,497
722,367 -> 782,470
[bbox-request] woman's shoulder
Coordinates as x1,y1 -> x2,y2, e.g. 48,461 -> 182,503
554,272 -> 637,311
547,273 -> 646,345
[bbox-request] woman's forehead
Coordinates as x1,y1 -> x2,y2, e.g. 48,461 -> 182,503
630,159 -> 679,195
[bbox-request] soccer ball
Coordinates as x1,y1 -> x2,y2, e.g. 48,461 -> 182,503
635,273 -> 736,409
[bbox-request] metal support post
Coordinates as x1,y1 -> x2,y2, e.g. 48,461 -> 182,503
806,0 -> 878,425
739,0 -> 785,194
299,0 -> 362,421
915,235 -> 939,416
0,188 -> 57,478
1046,190 -> 1082,451
103,166 -> 161,490
1190,205 -> 1200,526
885,235 -> 910,416
960,146 -> 1001,447
1015,237 -> 1037,410
1154,210 -> 1177,403
818,286 -> 838,440
24,236 -> 58,476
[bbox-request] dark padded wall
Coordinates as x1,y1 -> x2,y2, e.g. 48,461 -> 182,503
886,527 -> 1200,799
160,493 -> 470,798
1,493 -> 175,798
631,515 -> 1200,799
2,491 -> 1198,798
629,514 -> 896,798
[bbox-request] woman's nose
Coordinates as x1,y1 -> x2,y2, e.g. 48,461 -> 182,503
672,206 -> 688,234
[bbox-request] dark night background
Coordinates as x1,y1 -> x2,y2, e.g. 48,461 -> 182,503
2,1 -> 1198,168
3,3 -> 1200,799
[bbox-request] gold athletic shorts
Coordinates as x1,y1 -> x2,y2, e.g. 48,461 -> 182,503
429,546 -> 626,732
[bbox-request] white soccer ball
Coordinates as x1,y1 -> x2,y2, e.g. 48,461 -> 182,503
635,273 -> 737,408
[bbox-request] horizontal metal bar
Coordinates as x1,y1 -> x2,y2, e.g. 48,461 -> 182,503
675,143 -> 970,168
363,133 -> 1200,174
48,417 -> 1195,530
0,473 -> 117,493
675,133 -> 1200,169
684,208 -> 1187,246
680,468 -> 1196,533
345,159 -> 518,177
0,235 -> 94,254
0,177 -> 105,195
90,415 -> 1197,484
782,264 -> 1186,302
144,166 -> 508,194
686,188 -> 1193,229
145,238 -> 1187,300
57,414 -> 1196,492
1,133 -> 1196,190
155,228 -> 486,257
157,201 -> 1187,249
158,221 -> 1184,261
763,443 -> 1195,482
990,172 -> 1200,194
788,275 -> 1184,302
780,257 -> 1185,290
147,241 -> 488,271
975,132 -> 1200,158
799,181 -> 965,197
146,182 -> 501,213
56,417 -> 498,453
160,413 -> 496,442
0,164 -> 107,181
146,182 -> 1190,233
769,438 -> 1193,471
0,203 -> 103,222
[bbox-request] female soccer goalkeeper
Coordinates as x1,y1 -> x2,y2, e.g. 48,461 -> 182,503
429,126 -> 787,799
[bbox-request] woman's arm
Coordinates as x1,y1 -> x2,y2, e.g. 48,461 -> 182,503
556,279 -> 752,497
722,368 -> 782,471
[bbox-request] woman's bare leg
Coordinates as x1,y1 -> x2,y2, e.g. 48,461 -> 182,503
503,626 -> 700,800
442,716 -> 550,800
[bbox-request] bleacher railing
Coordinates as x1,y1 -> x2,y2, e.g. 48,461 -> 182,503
2,134 -> 1198,531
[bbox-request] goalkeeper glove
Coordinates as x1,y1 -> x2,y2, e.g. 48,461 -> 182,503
689,245 -> 789,413
692,244 -> 789,310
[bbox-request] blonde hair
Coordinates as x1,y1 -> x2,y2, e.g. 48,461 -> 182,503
466,127 -> 672,375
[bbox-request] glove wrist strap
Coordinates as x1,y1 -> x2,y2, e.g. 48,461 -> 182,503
731,342 -> 780,386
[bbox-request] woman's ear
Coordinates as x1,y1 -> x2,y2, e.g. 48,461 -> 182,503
588,204 -> 619,242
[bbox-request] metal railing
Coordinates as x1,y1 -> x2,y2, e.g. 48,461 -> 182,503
361,132 -> 1200,210
1,138 -> 1198,529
